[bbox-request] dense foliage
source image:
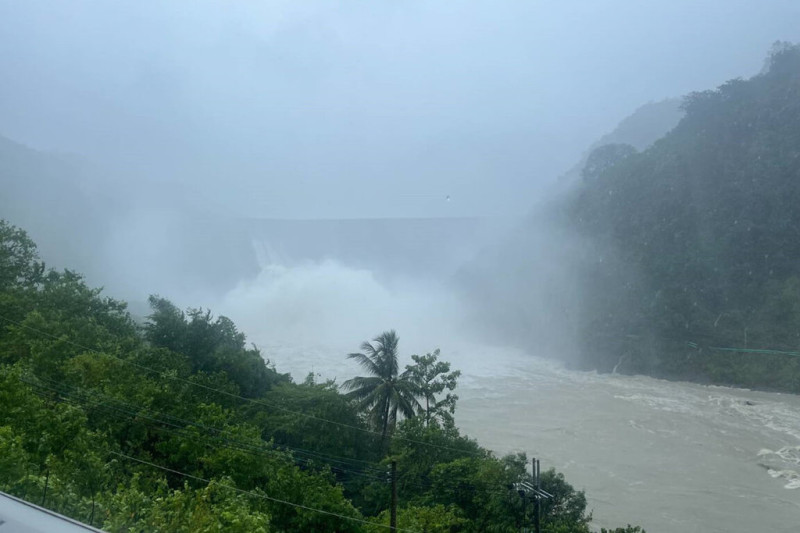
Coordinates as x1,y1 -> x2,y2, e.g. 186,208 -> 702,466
572,42 -> 800,391
342,330 -> 422,454
0,220 -> 641,531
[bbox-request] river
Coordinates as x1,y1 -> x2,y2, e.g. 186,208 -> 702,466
214,240 -> 800,533
239,337 -> 800,533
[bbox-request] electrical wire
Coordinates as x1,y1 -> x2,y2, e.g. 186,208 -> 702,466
0,312 -> 484,457
24,374 -> 514,495
108,451 -> 419,532
23,375 -> 391,482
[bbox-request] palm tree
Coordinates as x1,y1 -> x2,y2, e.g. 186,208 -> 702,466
342,330 -> 421,452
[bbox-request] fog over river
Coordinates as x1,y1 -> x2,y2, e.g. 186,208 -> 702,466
214,250 -> 800,533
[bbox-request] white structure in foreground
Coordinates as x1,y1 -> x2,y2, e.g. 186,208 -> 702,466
0,491 -> 104,533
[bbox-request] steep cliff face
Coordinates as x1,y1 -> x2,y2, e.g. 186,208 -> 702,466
571,43 -> 800,390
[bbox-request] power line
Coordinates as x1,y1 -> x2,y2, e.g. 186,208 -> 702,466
36,376 -> 383,472
1,312 -> 590,503
26,382 -> 393,490
28,378 -> 510,498
23,375 -> 391,482
5,312 -> 520,501
0,312 -> 484,457
108,451 -> 419,532
24,374 -> 509,495
21,378 -> 522,533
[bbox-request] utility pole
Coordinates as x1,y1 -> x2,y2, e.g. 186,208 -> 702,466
515,456 -> 551,533
390,460 -> 398,531
534,458 -> 541,533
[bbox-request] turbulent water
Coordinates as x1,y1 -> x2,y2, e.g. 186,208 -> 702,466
214,256 -> 800,533
208,216 -> 800,533
453,348 -> 800,533
240,339 -> 800,532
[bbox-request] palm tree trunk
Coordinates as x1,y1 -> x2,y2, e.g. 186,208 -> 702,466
380,396 -> 391,453
390,404 -> 398,436
425,395 -> 430,427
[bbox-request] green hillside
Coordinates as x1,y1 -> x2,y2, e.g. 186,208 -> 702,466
572,42 -> 800,391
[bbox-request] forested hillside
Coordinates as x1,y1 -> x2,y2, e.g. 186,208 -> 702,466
557,99 -> 683,187
0,220 -> 644,531
572,42 -> 800,391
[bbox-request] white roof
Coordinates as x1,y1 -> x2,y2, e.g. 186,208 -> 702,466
0,491 -> 105,533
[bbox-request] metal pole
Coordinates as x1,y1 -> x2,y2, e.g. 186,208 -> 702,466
535,459 -> 541,533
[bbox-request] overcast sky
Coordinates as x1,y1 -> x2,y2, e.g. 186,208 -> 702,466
1,1 -> 798,218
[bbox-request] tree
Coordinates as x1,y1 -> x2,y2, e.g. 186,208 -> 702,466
538,468 -> 590,527
428,453 -> 534,532
581,143 -> 637,182
405,349 -> 461,427
367,504 -> 466,532
341,331 -> 421,453
145,295 -> 288,397
102,476 -> 273,533
0,220 -> 45,290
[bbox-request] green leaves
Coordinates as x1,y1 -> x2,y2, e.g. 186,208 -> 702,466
367,504 -> 467,532
0,425 -> 35,494
0,221 -> 45,290
145,295 -> 288,398
342,331 -> 423,452
405,349 -> 461,428
102,477 -> 273,533
342,332 -> 465,459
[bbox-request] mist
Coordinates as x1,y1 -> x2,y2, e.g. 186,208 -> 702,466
1,0 -> 797,373
216,260 -> 463,373
2,1 -> 797,346
4,4 -> 800,532
2,1 -> 798,221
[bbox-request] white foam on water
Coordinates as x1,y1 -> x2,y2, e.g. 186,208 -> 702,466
759,446 -> 800,489
766,468 -> 800,489
216,259 -> 467,373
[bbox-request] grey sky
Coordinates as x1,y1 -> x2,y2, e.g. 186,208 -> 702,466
1,0 -> 798,218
